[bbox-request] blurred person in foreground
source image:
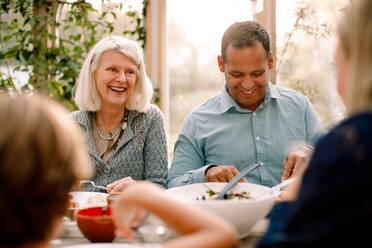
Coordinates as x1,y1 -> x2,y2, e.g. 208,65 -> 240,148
0,94 -> 92,248
257,0 -> 372,246
168,21 -> 324,188
112,182 -> 238,248
72,36 -> 168,192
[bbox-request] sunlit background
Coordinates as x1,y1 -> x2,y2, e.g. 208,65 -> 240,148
166,0 -> 348,156
1,0 -> 350,159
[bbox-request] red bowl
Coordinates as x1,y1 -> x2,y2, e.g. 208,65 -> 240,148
75,206 -> 116,243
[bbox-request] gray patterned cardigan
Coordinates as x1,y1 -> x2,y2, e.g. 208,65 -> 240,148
70,104 -> 168,191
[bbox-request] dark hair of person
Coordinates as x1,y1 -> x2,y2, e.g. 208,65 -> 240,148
221,21 -> 271,63
0,94 -> 89,246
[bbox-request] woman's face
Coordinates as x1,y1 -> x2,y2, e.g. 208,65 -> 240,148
94,50 -> 137,109
334,40 -> 349,103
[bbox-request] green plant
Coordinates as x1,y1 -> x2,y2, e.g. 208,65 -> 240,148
0,0 -> 147,110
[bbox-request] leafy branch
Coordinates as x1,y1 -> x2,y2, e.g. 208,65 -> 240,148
0,0 -> 147,109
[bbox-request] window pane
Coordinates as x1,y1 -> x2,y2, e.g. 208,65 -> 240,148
167,0 -> 253,148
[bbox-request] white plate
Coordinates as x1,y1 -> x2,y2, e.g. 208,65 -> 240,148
69,191 -> 108,209
63,243 -> 162,248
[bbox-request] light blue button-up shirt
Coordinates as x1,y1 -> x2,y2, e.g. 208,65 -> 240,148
167,83 -> 324,188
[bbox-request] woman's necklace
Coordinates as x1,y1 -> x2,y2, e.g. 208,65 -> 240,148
96,109 -> 128,141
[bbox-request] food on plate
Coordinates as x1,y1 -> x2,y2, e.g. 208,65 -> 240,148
84,193 -> 107,208
195,185 -> 251,201
68,193 -> 107,209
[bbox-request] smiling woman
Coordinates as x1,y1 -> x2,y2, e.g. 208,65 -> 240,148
93,50 -> 137,110
71,36 -> 168,193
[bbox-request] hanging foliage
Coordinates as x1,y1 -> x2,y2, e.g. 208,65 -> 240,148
0,0 -> 147,110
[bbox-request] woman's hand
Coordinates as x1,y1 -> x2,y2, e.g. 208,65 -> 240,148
281,145 -> 314,181
106,176 -> 136,193
278,151 -> 311,202
277,177 -> 302,202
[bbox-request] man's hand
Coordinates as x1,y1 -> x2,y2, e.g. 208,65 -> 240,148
205,165 -> 248,182
282,145 -> 314,181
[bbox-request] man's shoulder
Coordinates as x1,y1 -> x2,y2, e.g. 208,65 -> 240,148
274,84 -> 308,98
182,94 -> 222,127
187,95 -> 221,117
272,84 -> 310,104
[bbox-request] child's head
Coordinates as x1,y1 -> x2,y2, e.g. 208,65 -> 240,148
0,94 -> 92,247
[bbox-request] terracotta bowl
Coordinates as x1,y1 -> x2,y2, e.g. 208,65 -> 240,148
75,206 -> 116,243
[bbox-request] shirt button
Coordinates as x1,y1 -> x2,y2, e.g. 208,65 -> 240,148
103,166 -> 110,173
256,136 -> 260,140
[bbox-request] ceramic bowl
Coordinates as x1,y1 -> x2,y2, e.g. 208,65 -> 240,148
75,206 -> 116,243
166,182 -> 276,238
66,192 -> 108,220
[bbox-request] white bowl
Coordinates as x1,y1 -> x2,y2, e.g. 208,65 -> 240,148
166,182 -> 276,238
66,192 -> 108,220
69,192 -> 108,208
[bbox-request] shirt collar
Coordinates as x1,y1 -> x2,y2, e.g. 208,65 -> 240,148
267,81 -> 281,99
219,82 -> 281,113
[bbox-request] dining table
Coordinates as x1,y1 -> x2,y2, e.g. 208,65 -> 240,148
49,218 -> 269,248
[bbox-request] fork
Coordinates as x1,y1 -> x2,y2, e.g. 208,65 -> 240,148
80,180 -> 108,191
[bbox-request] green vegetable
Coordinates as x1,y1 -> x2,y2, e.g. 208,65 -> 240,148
206,189 -> 217,196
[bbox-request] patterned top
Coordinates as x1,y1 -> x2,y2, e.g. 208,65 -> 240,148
71,104 -> 168,191
257,112 -> 372,247
168,83 -> 324,188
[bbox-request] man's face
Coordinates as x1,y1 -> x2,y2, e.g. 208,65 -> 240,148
218,43 -> 273,111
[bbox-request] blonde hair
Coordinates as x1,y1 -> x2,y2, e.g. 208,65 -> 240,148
0,94 -> 92,246
74,36 -> 153,113
337,0 -> 372,115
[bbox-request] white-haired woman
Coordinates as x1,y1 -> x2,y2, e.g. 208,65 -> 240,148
71,36 -> 168,192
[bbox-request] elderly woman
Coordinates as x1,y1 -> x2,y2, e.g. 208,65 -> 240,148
0,94 -> 92,247
72,36 -> 168,192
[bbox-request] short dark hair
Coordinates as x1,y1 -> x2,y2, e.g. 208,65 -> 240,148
221,21 -> 270,63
